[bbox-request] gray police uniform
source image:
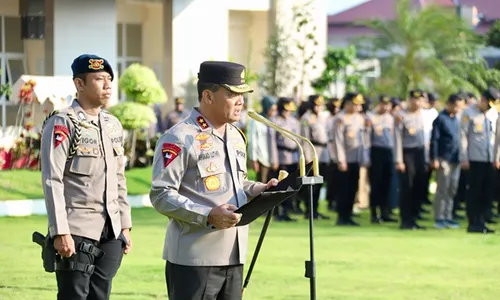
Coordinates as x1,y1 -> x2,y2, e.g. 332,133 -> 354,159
40,54 -> 131,300
149,60 -> 265,300
41,101 -> 131,300
332,111 -> 366,223
300,110 -> 330,219
394,109 -> 426,228
366,111 -> 396,221
460,105 -> 495,230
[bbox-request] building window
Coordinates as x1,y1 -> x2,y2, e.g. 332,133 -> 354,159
117,23 -> 143,101
1,16 -> 28,98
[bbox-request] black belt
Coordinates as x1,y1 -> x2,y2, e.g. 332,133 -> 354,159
277,145 -> 298,152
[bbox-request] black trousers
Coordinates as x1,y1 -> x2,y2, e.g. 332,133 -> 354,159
337,163 -> 360,221
466,161 -> 494,227
398,147 -> 426,226
453,169 -> 469,215
369,147 -> 394,217
326,162 -> 340,209
166,261 -> 243,300
56,220 -> 125,300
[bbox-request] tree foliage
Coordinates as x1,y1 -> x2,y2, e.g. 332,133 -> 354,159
108,101 -> 156,130
259,24 -> 295,97
118,63 -> 167,106
356,0 -> 487,98
486,20 -> 500,49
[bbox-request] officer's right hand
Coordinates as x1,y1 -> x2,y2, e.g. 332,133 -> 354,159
338,162 -> 348,172
208,204 -> 242,230
54,234 -> 75,257
396,163 -> 405,172
461,161 -> 470,170
495,161 -> 500,169
432,160 -> 440,170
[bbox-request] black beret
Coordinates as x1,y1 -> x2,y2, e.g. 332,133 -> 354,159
71,54 -> 114,80
198,61 -> 253,93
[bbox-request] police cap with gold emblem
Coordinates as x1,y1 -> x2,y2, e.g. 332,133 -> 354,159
308,95 -> 325,106
198,61 -> 253,94
409,89 -> 424,99
483,87 -> 500,109
277,97 -> 297,112
379,94 -> 391,103
175,97 -> 185,104
71,54 -> 114,81
342,92 -> 365,105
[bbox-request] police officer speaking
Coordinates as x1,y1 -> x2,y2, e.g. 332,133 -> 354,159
40,54 -> 132,300
149,61 -> 278,300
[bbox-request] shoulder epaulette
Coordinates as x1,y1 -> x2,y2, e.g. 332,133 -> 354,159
231,123 -> 247,146
41,108 -> 82,160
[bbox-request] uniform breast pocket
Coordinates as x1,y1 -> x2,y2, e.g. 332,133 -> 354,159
69,150 -> 98,176
196,159 -> 230,194
236,157 -> 248,184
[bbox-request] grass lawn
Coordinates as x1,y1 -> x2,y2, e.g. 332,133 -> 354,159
1,206 -> 500,300
0,168 -> 257,201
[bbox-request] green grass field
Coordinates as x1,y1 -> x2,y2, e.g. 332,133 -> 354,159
1,206 -> 500,300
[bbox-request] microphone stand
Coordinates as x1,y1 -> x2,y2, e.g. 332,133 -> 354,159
242,112 -> 306,296
243,112 -> 322,300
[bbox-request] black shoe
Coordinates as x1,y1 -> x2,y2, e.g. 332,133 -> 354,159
336,218 -> 359,226
453,214 -> 466,220
317,213 -> 331,220
467,225 -> 495,234
381,216 -> 398,223
399,223 -> 415,230
413,223 -> 427,230
422,199 -> 432,205
371,216 -> 382,224
348,219 -> 360,226
485,219 -> 497,224
419,207 -> 430,214
281,215 -> 297,222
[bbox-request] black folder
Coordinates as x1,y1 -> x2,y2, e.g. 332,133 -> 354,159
236,162 -> 313,226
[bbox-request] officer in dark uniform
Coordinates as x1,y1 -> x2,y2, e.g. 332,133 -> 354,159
461,87 -> 500,233
40,54 -> 132,300
366,95 -> 397,223
394,89 -> 427,229
332,92 -> 367,226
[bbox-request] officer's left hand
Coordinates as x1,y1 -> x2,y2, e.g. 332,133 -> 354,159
121,228 -> 132,255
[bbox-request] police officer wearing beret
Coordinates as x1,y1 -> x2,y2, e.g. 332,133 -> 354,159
461,87 -> 500,233
40,54 -> 132,299
149,61 -> 278,300
165,97 -> 190,131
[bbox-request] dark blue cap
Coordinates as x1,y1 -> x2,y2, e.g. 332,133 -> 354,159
198,61 -> 253,93
71,54 -> 114,81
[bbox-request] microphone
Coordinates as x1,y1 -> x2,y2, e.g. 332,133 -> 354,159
247,111 -> 307,177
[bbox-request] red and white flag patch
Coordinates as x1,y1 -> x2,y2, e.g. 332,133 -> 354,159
53,125 -> 69,148
162,143 -> 181,167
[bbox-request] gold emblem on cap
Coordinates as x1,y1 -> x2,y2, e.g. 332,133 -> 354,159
240,70 -> 245,84
88,59 -> 104,70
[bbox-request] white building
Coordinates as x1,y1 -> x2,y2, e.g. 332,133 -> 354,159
0,0 -> 327,128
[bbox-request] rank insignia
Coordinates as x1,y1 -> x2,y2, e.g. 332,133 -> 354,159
196,116 -> 209,130
78,146 -> 92,155
200,142 -> 213,151
54,125 -> 69,148
88,59 -> 105,70
206,161 -> 219,173
162,143 -> 181,167
195,132 -> 210,141
204,175 -> 220,191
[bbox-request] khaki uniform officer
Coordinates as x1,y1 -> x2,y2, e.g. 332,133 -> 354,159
366,95 -> 397,224
164,97 -> 190,131
150,61 -> 276,300
332,93 -> 367,226
40,54 -> 132,300
394,89 -> 427,230
300,95 -> 331,220
461,87 -> 500,233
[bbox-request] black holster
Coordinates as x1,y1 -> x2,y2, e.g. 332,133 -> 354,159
32,231 -> 56,273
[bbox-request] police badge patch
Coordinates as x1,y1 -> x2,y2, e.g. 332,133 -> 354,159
53,125 -> 70,148
162,143 -> 181,167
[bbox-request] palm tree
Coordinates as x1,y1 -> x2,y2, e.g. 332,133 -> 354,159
355,0 -> 487,98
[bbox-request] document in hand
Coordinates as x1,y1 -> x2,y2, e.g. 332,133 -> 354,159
236,162 -> 313,226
